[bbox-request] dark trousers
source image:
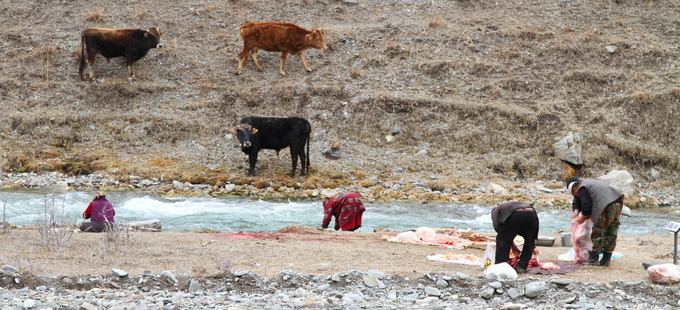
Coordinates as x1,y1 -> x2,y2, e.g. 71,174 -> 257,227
495,210 -> 539,269
80,221 -> 107,233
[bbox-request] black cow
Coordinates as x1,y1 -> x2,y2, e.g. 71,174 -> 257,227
79,27 -> 163,81
232,117 -> 311,176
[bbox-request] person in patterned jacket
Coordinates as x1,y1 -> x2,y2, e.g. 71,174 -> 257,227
321,192 -> 366,231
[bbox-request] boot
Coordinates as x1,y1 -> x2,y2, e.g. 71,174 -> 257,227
587,251 -> 600,266
599,252 -> 612,267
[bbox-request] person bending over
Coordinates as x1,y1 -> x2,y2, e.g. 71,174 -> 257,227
322,192 -> 365,231
491,201 -> 539,273
566,177 -> 624,266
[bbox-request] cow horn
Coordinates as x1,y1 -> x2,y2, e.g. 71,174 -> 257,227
251,127 -> 258,134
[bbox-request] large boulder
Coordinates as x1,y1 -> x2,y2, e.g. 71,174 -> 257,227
553,132 -> 584,166
597,170 -> 640,207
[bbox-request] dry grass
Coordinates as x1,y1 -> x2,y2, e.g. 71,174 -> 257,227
428,15 -> 446,29
130,9 -> 147,20
85,8 -> 105,22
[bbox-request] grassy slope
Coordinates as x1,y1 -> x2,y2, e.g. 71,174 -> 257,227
0,0 -> 678,190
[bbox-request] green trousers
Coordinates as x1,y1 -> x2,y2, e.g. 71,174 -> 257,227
591,201 -> 623,253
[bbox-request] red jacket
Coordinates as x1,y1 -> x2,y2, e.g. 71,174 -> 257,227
322,192 -> 365,231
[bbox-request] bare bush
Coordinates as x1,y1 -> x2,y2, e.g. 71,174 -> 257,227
36,195 -> 75,252
1,202 -> 8,234
85,8 -> 105,22
103,221 -> 132,253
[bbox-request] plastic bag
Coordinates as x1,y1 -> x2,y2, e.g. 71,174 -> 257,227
483,262 -> 518,281
571,217 -> 593,264
483,243 -> 495,268
647,263 -> 680,285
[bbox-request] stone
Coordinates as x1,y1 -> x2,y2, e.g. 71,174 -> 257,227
80,303 -> 97,310
606,45 -> 618,54
385,135 -> 395,143
322,142 -> 342,159
489,281 -> 503,289
160,271 -> 177,285
189,280 -> 202,293
598,170 -> 637,198
22,299 -> 36,308
483,263 -> 518,281
2,265 -> 19,275
480,287 -> 495,299
341,293 -> 364,305
553,132 -> 583,165
111,268 -> 128,278
224,184 -> 236,192
315,284 -> 330,292
367,269 -> 385,280
479,182 -> 507,195
524,281 -> 547,298
501,303 -> 526,310
551,279 -> 572,287
292,288 -> 308,298
507,287 -> 522,300
390,126 -> 401,135
435,279 -> 448,289
233,270 -> 248,277
424,286 -> 441,297
362,275 -> 381,288
331,273 -> 342,282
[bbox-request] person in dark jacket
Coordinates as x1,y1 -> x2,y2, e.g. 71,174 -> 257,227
322,192 -> 365,231
491,201 -> 539,273
79,192 -> 116,233
566,177 -> 624,266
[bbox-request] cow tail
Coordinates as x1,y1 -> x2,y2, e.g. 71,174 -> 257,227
306,121 -> 311,174
79,31 -> 86,80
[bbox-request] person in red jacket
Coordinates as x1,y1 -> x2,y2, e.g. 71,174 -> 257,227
80,191 -> 116,232
322,192 -> 366,231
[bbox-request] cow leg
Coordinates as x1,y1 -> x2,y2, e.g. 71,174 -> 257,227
299,146 -> 307,176
299,51 -> 312,72
250,48 -> 263,71
127,64 -> 135,81
247,152 -> 258,176
237,46 -> 250,75
289,146 -> 299,176
86,50 -> 97,81
279,52 -> 288,76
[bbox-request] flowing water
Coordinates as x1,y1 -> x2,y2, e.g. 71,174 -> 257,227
0,191 -> 673,235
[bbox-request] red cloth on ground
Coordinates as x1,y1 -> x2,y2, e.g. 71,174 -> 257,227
507,243 -> 541,269
322,192 -> 366,231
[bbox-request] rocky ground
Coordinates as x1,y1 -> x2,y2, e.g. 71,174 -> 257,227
1,266 -> 680,309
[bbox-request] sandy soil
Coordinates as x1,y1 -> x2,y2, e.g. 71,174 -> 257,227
0,228 -> 671,283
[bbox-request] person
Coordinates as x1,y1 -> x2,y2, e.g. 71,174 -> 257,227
321,192 -> 365,231
79,191 -> 116,232
491,201 -> 539,273
566,176 -> 624,266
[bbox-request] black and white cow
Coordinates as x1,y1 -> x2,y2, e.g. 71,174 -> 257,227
232,116 -> 311,176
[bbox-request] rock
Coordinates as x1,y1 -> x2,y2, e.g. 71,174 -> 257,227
343,0 -> 359,6
80,303 -> 97,310
479,182 -> 507,195
322,142 -> 342,159
621,206 -> 632,217
172,180 -> 184,189
480,287 -> 495,299
233,270 -> 248,277
189,279 -> 202,293
435,279 -> 448,289
524,281 -> 547,298
384,134 -> 395,143
22,299 -> 36,308
650,168 -> 660,179
128,219 -> 162,232
553,132 -> 584,165
341,293 -> 364,305
292,288 -> 308,298
606,45 -> 618,54
501,303 -> 526,310
415,149 -> 428,156
111,268 -> 129,278
489,281 -> 503,289
331,273 -> 342,282
507,287 -> 522,300
224,183 -> 236,192
367,269 -> 385,280
424,286 -> 441,297
390,126 -> 401,135
598,170 -> 637,197
315,284 -> 330,292
550,279 -> 572,287
2,265 -> 19,275
362,275 -> 381,288
160,271 -> 177,285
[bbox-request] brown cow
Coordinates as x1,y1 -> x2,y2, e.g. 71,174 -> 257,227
79,27 -> 163,81
236,22 -> 327,76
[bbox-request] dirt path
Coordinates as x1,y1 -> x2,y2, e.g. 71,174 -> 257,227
0,228 -> 671,283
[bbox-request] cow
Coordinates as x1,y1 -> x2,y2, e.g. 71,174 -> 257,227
79,27 -> 163,81
236,22 -> 327,76
231,117 -> 311,177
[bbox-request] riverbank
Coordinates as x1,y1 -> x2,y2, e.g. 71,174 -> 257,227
0,229 -> 678,309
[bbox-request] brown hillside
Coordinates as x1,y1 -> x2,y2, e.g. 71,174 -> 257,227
1,0 -> 679,193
